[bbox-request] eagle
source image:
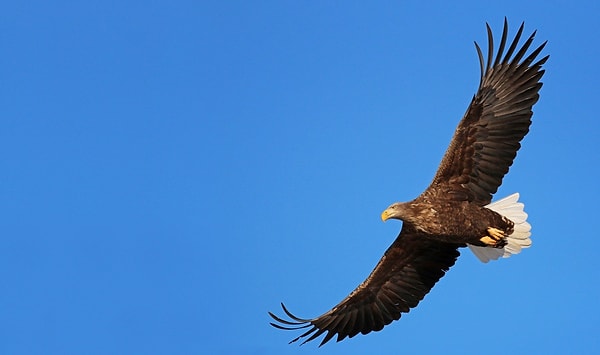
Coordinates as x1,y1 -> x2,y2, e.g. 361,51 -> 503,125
269,19 -> 548,346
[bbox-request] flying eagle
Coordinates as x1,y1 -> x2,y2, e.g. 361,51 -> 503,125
269,19 -> 548,346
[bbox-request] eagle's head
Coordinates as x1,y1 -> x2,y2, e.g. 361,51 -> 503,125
381,202 -> 411,222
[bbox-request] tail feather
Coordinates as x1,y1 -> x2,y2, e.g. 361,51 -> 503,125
468,193 -> 532,263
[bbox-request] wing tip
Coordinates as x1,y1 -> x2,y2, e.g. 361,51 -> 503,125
477,19 -> 547,79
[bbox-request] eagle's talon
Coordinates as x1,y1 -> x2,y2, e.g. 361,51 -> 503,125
480,228 -> 507,248
480,236 -> 499,246
487,227 -> 505,240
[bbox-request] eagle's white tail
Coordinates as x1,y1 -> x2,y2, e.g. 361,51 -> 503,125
468,193 -> 532,263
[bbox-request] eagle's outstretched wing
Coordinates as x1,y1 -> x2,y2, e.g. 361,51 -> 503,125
429,19 -> 548,204
269,224 -> 461,346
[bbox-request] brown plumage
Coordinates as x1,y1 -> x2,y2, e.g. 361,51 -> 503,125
269,19 -> 548,346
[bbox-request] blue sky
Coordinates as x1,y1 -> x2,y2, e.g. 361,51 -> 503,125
1,1 -> 599,354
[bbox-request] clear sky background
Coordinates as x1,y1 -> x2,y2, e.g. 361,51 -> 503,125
1,1 -> 599,354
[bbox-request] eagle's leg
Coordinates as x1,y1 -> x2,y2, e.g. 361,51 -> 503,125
479,227 -> 507,248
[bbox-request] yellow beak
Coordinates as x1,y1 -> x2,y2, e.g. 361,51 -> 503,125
381,209 -> 392,222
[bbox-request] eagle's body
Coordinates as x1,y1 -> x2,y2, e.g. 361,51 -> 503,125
390,197 -> 513,246
270,19 -> 548,346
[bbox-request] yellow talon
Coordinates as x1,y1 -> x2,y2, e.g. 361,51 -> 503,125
487,227 -> 505,240
480,236 -> 498,246
480,227 -> 507,247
